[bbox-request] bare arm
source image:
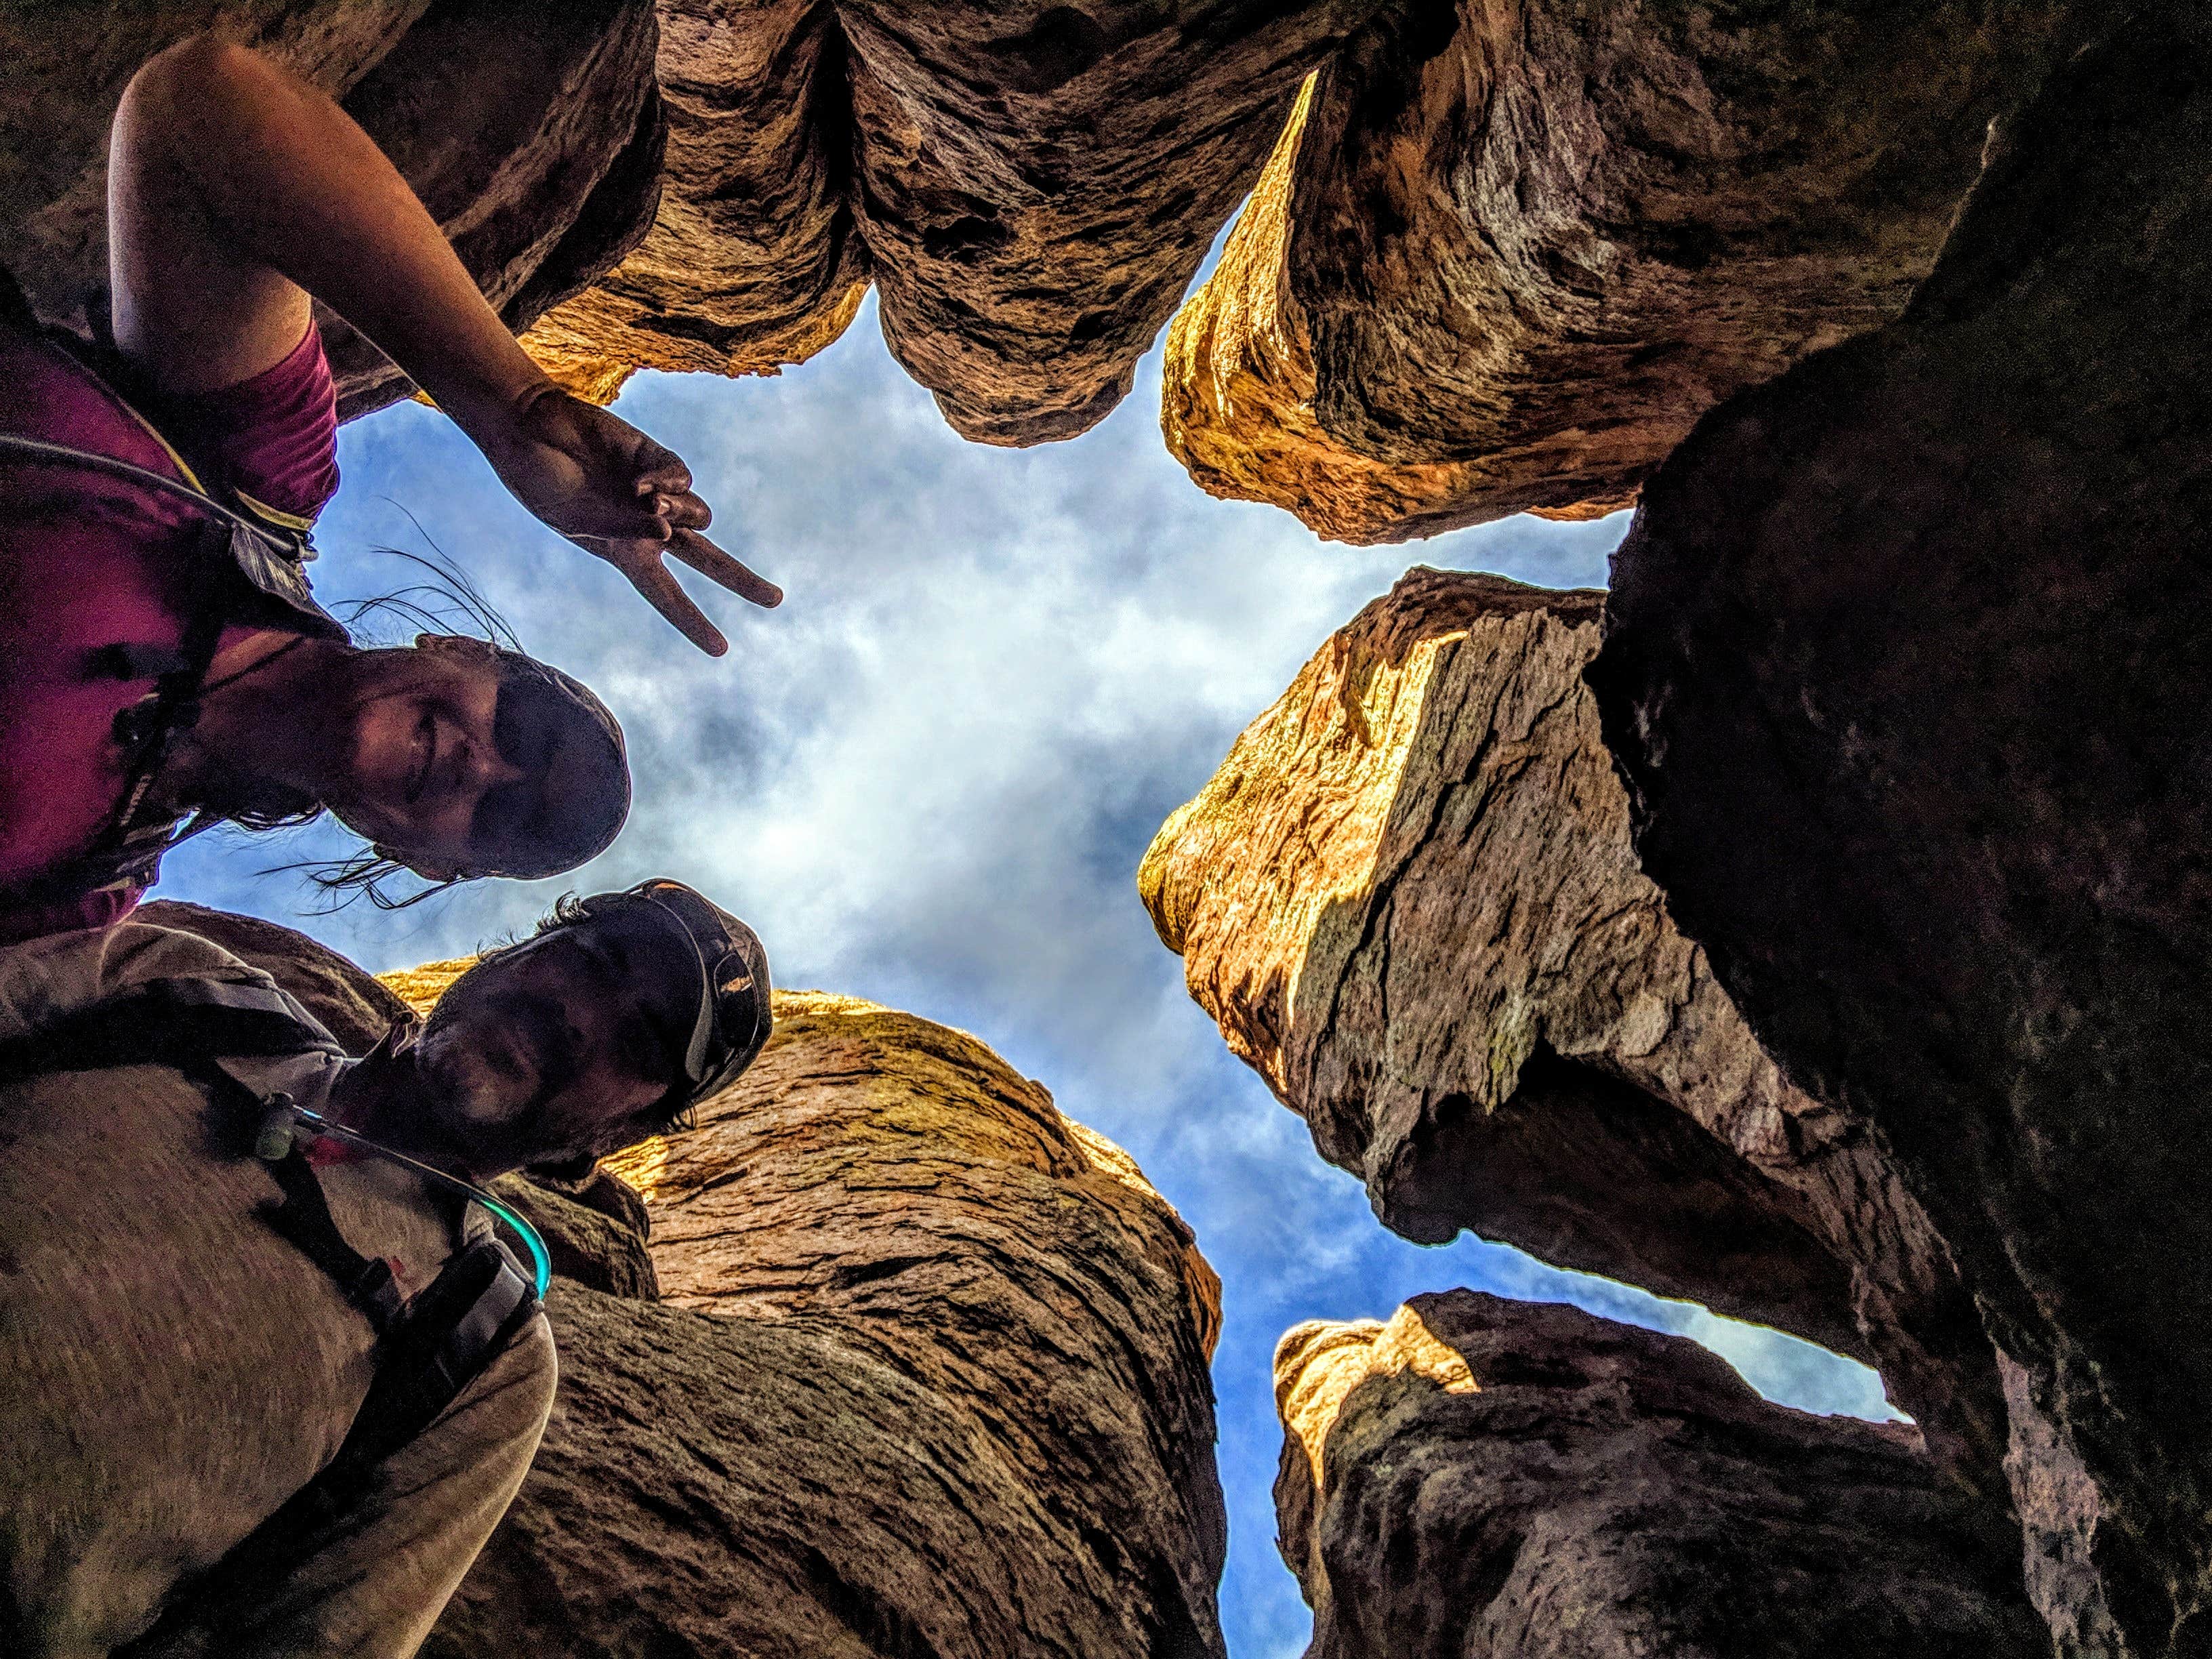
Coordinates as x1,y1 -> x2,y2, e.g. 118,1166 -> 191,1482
108,37 -> 778,653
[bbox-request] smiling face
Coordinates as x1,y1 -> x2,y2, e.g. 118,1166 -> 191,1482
325,636 -> 627,882
405,903 -> 701,1179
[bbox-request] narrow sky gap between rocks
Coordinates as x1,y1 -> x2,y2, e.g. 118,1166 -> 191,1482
161,293 -> 1892,1658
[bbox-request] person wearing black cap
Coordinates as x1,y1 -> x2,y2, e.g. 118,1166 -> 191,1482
0,880 -> 770,1658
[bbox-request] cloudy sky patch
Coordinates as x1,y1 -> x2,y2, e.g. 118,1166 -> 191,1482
164,299 -> 1888,1656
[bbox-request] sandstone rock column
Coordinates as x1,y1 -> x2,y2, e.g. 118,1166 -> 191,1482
0,0 -> 665,420
516,0 -> 869,403
1139,568 -> 1999,1496
426,991 -> 1230,1659
1276,1290 -> 2045,1658
1590,12 -> 2212,1652
1163,0 -> 2083,540
525,0 -> 1384,441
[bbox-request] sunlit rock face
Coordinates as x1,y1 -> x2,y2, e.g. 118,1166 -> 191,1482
527,0 -> 1378,440
396,977 -> 1229,1659
0,0 -> 664,421
1162,1 -> 2083,541
1138,569 -> 2001,1494
1276,1292 -> 2045,1659
1591,12 -> 2212,1654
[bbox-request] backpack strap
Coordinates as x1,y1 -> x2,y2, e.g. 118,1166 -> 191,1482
260,1146 -> 405,1334
0,426 -> 336,913
9,976 -> 547,1656
0,974 -> 342,1087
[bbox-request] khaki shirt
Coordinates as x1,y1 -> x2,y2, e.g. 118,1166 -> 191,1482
0,923 -> 552,1658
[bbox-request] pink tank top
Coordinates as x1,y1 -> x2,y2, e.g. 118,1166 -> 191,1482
0,326 -> 341,942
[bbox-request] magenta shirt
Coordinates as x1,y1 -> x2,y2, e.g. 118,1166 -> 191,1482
0,325 -> 341,943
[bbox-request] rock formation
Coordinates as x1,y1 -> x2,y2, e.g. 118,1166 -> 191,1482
1163,1 -> 2084,541
1139,567 -> 2001,1495
1589,11 -> 2212,1653
368,958 -> 1228,1659
1277,1291 -> 2045,1658
0,0 -> 2119,475
526,0 -> 1378,440
0,0 -> 664,420
514,0 -> 869,403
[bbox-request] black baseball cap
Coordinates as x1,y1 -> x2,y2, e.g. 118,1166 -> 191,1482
617,879 -> 773,1108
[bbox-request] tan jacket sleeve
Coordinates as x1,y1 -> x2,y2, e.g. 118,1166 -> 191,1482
129,1311 -> 558,1659
0,922 -> 278,1046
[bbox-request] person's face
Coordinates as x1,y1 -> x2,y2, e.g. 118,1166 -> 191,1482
409,905 -> 697,1179
328,636 -> 589,881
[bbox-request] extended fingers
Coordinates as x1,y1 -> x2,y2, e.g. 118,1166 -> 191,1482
669,527 -> 781,609
621,551 -> 729,656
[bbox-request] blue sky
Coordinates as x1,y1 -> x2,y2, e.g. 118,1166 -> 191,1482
163,295 -> 1891,1658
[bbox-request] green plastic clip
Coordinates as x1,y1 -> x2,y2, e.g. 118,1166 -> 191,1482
254,1092 -> 302,1162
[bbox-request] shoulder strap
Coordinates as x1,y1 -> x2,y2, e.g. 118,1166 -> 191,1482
11,972 -> 545,1656
0,974 -> 340,1089
110,1198 -> 544,1659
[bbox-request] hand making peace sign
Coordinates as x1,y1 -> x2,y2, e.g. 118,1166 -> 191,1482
483,386 -> 783,656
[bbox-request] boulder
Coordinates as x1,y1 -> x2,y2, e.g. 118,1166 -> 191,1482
516,0 -> 868,404
0,0 -> 663,419
1277,1290 -> 2044,1658
530,0 -> 1378,438
1589,11 -> 2212,1652
1139,568 -> 2000,1493
837,0 -> 1376,445
425,990 -> 1228,1659
1163,0 -> 2083,541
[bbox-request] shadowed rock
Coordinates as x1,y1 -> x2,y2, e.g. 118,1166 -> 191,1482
517,0 -> 869,403
419,987 -> 1229,1659
1164,0 -> 2083,541
0,0 -> 664,420
531,0 -> 1379,438
1275,1291 -> 2044,1658
1139,567 -> 2001,1498
838,0 -> 1376,445
1591,12 -> 2212,1652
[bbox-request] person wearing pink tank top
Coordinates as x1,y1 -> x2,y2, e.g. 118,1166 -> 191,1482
0,37 -> 783,942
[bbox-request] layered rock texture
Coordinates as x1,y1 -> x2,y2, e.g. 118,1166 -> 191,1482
526,0 -> 1380,439
0,0 -> 665,419
1276,1291 -> 2044,1658
130,920 -> 1227,1657
7,1 -> 2095,473
1139,568 -> 2000,1494
1590,11 -> 2212,1653
1163,1 -> 2085,540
